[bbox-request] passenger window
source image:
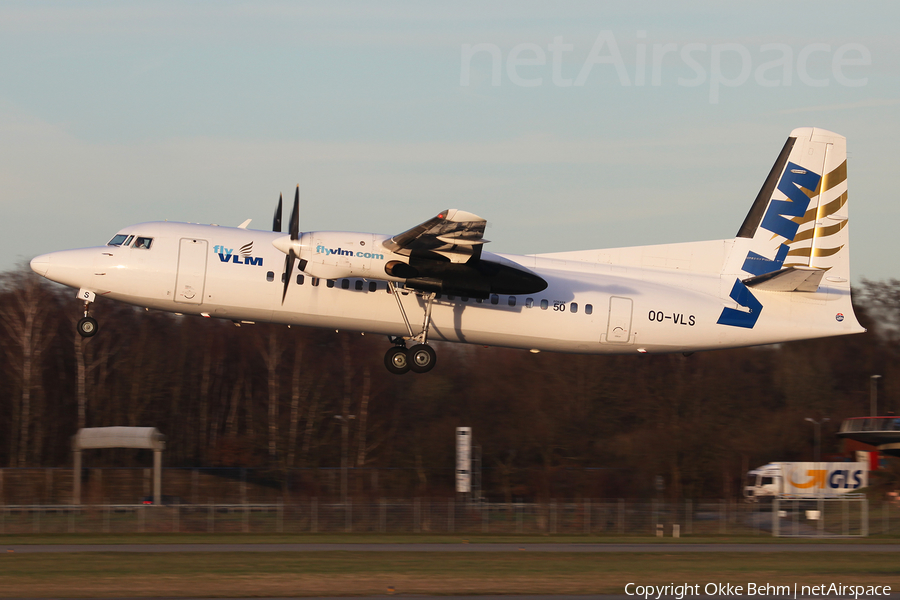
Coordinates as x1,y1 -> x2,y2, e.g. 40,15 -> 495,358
508,296 -> 516,307
311,278 -> 320,287
266,271 -> 275,282
447,295 -> 455,301
327,280 -> 336,288
461,296 -> 469,303
107,234 -> 129,246
525,298 -> 534,308
296,274 -> 304,285
369,281 -> 377,292
585,304 -> 593,315
435,293 -> 442,299
475,297 -> 483,304
341,279 -> 349,289
571,303 -> 578,313
490,294 -> 499,305
355,280 -> 363,291
540,299 -> 549,310
134,237 -> 153,250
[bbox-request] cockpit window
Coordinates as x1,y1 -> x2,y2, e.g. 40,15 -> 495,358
107,234 -> 129,246
134,237 -> 153,250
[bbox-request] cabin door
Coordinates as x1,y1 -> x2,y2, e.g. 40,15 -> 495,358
174,238 -> 208,304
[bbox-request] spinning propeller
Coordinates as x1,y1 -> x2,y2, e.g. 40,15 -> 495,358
277,186 -> 301,304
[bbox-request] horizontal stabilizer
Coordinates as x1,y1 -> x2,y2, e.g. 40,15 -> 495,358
743,265 -> 825,292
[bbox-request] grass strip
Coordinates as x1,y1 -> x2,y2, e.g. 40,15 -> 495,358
1,551 -> 899,597
2,532 -> 899,545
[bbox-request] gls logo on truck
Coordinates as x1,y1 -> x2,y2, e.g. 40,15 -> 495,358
717,162 -> 822,329
788,468 -> 865,490
213,242 -> 263,266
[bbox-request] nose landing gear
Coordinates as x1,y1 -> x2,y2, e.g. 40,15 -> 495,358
76,288 -> 98,338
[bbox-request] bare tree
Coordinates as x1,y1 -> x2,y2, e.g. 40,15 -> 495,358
0,272 -> 56,466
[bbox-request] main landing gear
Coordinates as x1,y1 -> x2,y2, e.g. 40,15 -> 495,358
384,283 -> 438,375
76,289 -> 98,338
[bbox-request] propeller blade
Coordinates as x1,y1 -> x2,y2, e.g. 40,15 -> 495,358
273,193 -> 283,232
281,186 -> 301,304
281,251 -> 295,304
290,185 -> 300,241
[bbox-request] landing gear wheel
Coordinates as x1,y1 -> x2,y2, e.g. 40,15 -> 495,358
408,344 -> 437,374
77,316 -> 98,338
384,346 -> 410,375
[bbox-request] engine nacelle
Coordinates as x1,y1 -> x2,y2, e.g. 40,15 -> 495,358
295,232 -> 401,281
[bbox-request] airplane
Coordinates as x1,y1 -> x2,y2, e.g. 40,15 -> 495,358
30,127 -> 864,374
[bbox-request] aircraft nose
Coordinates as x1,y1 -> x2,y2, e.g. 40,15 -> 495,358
30,253 -> 51,277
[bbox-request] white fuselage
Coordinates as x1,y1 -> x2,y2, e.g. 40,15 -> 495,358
33,220 -> 863,355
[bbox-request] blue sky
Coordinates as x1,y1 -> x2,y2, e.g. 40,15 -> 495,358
1,1 -> 897,283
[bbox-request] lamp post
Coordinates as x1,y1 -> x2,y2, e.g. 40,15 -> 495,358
805,417 -> 830,463
871,375 -> 882,417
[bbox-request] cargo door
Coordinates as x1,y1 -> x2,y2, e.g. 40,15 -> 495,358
603,296 -> 633,344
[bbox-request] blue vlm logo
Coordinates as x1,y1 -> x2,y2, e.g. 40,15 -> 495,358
214,242 -> 263,267
717,161 -> 821,329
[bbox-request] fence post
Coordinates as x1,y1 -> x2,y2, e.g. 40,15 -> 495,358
772,497 -> 779,537
208,499 -> 214,533
517,501 -> 523,534
550,500 -> 557,535
719,500 -> 726,534
584,498 -> 591,535
818,497 -> 824,536
448,498 -> 454,533
243,503 -> 249,533
104,500 -> 110,533
33,506 -> 40,534
138,505 -> 144,533
482,501 -> 488,533
686,499 -> 692,536
345,498 -> 352,533
311,497 -> 318,533
843,497 -> 849,536
861,496 -> 868,538
414,498 -> 421,533
173,504 -> 179,533
277,498 -> 283,534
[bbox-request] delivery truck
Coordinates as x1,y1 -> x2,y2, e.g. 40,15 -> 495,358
743,462 -> 868,501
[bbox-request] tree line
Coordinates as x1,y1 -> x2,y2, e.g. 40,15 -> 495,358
1,267 -> 898,500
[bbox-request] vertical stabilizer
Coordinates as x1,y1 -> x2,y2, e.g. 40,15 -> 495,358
729,128 -> 850,283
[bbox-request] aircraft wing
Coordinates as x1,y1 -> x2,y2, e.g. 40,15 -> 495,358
382,209 -> 488,263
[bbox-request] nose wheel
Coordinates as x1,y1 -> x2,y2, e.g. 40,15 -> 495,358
77,316 -> 98,338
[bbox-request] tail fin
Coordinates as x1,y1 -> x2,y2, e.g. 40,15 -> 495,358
729,127 -> 850,283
